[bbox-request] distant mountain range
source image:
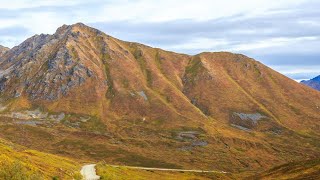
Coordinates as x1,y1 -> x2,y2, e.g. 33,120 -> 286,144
0,23 -> 319,178
301,75 -> 320,91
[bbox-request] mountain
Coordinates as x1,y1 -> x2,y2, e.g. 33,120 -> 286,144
301,75 -> 320,91
0,45 -> 9,57
0,23 -> 319,175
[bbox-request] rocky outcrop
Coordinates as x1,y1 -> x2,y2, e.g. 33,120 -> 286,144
0,45 -> 9,57
0,24 -> 96,100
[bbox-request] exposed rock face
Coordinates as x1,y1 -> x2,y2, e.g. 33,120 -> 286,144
0,24 -> 97,100
0,45 -> 9,57
301,75 -> 320,91
230,112 -> 268,130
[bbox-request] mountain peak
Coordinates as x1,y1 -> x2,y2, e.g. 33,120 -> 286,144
0,23 -> 107,100
301,75 -> 320,91
56,23 -> 85,32
311,75 -> 320,81
55,23 -> 104,37
72,22 -> 88,28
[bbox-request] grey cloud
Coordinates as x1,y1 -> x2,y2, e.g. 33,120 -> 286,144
1,0 -> 319,52
0,1 -> 319,79
249,54 -> 320,66
0,26 -> 30,36
90,5 -> 320,50
285,72 -> 320,80
0,1 -> 107,23
248,53 -> 320,80
88,3 -> 320,80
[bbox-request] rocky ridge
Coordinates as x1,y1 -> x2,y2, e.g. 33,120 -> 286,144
0,24 -> 96,100
0,45 -> 9,57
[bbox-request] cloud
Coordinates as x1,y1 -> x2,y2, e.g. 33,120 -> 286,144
0,0 -> 88,10
270,65 -> 320,80
0,26 -> 29,36
97,0 -> 306,22
89,9 -> 320,55
0,0 -> 319,79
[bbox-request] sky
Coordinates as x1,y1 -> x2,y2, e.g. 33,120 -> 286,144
0,0 -> 319,81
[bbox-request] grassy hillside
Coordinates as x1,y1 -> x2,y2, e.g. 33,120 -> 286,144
0,138 -> 82,180
96,163 -> 233,180
249,159 -> 320,179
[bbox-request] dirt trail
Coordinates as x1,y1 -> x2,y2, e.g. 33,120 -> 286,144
107,164 -> 228,173
80,164 -> 100,180
80,163 -> 228,180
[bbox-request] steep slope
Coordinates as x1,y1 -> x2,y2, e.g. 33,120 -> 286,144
301,75 -> 320,91
0,45 -> 9,57
249,159 -> 320,179
188,53 -> 320,134
0,23 -> 319,174
0,23 -> 201,122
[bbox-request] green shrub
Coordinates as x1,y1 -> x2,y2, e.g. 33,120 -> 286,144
73,172 -> 83,180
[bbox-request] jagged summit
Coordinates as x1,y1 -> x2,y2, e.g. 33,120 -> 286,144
301,75 -> 320,91
55,23 -> 104,36
0,23 -> 107,100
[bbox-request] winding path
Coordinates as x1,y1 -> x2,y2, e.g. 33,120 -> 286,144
80,164 -> 100,180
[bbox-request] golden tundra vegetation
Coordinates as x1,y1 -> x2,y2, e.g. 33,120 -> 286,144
95,163 -> 231,180
0,138 -> 81,179
0,23 -> 319,179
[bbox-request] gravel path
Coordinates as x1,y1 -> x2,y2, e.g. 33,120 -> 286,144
80,163 -> 228,180
108,164 -> 228,173
80,164 -> 100,180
